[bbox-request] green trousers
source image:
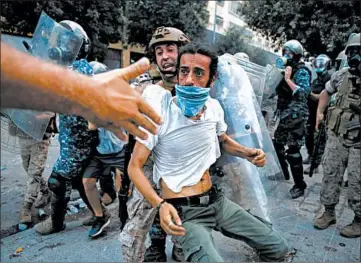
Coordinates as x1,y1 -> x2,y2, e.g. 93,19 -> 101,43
173,192 -> 288,262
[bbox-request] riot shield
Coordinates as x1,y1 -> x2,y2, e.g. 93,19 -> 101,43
1,12 -> 82,142
226,54 -> 268,107
210,55 -> 284,221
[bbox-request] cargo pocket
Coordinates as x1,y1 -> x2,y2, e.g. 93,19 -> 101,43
328,108 -> 342,133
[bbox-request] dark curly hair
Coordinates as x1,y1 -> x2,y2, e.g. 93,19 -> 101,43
177,43 -> 218,86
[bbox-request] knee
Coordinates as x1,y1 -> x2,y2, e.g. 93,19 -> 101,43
260,235 -> 289,262
82,178 -> 97,191
48,172 -> 65,195
287,146 -> 302,160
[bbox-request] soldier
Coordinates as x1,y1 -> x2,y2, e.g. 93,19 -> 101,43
335,50 -> 346,70
313,33 -> 360,238
303,54 -> 335,174
234,52 -> 250,62
16,115 -> 55,226
120,26 -> 190,262
34,20 -> 98,235
273,40 -> 311,199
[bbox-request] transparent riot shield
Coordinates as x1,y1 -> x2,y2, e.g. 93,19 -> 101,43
1,12 -> 82,142
223,54 -> 268,107
210,55 -> 284,221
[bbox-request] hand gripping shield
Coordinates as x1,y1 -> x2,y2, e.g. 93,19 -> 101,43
210,55 -> 284,221
2,12 -> 82,146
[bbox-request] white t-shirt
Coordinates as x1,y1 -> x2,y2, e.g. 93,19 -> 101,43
136,85 -> 228,193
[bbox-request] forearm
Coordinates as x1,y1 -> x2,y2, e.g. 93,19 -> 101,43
128,163 -> 163,208
1,43 -> 100,119
286,79 -> 297,92
221,135 -> 252,158
317,90 -> 332,114
310,92 -> 320,101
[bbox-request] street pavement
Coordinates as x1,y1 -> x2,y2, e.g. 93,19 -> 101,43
1,129 -> 360,262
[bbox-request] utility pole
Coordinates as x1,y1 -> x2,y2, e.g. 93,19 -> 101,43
212,1 -> 218,44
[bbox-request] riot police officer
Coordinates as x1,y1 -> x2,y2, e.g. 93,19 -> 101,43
313,33 -> 360,238
273,40 -> 311,199
303,54 -> 335,174
34,20 -> 97,235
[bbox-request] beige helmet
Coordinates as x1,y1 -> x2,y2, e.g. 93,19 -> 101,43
148,26 -> 190,52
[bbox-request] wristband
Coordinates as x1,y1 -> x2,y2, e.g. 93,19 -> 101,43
156,200 -> 166,211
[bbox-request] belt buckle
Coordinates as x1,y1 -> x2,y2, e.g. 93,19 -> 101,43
199,195 -> 210,205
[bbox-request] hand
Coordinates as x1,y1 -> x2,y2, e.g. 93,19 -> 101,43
315,112 -> 324,131
159,202 -> 186,236
245,148 -> 266,167
89,58 -> 163,141
284,66 -> 292,81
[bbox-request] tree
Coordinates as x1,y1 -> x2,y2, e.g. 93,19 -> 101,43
216,25 -> 279,66
1,0 -> 123,60
1,0 -> 209,60
122,0 -> 209,46
242,0 -> 361,58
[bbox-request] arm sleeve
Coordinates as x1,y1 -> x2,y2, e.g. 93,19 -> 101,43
291,68 -> 311,104
214,100 -> 228,136
325,70 -> 342,95
135,85 -> 171,151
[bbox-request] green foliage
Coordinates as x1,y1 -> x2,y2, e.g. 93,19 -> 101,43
216,25 -> 279,66
1,0 -> 209,60
242,0 -> 361,58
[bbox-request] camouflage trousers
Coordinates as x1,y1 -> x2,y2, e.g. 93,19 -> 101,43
119,162 -> 181,262
18,132 -> 50,204
119,163 -> 157,262
320,130 -> 361,216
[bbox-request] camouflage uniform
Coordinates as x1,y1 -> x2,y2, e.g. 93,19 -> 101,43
120,160 -> 160,262
320,68 -> 361,217
18,129 -> 51,204
121,75 -> 171,262
273,64 -> 311,187
47,59 -> 98,230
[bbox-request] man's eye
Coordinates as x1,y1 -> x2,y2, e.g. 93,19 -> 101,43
180,68 -> 188,74
156,52 -> 162,56
195,70 -> 204,77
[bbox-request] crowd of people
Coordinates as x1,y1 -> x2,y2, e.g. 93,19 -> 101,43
1,12 -> 360,262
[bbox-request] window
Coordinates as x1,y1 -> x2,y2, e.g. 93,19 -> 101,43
130,52 -> 144,65
229,1 -> 243,17
104,48 -> 121,70
217,0 -> 224,6
216,15 -> 224,27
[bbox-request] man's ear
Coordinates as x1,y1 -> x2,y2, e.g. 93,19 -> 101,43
209,73 -> 217,88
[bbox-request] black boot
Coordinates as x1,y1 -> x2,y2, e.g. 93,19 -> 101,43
274,142 -> 290,180
287,147 -> 306,199
144,213 -> 167,262
144,239 -> 167,262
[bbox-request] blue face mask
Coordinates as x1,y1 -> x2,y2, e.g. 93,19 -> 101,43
175,85 -> 210,117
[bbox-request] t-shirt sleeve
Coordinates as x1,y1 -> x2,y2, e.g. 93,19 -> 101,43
213,99 -> 228,136
325,69 -> 345,95
135,85 -> 171,151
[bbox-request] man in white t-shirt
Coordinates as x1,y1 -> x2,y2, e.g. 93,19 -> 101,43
129,43 -> 288,262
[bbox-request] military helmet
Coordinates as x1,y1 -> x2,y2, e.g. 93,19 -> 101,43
148,26 -> 190,50
234,52 -> 250,61
313,54 -> 331,73
282,40 -> 304,56
59,20 -> 91,59
345,33 -> 360,54
89,61 -> 108,75
336,50 -> 346,61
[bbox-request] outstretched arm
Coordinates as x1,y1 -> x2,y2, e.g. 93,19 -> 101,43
218,133 -> 266,167
1,42 -> 162,141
